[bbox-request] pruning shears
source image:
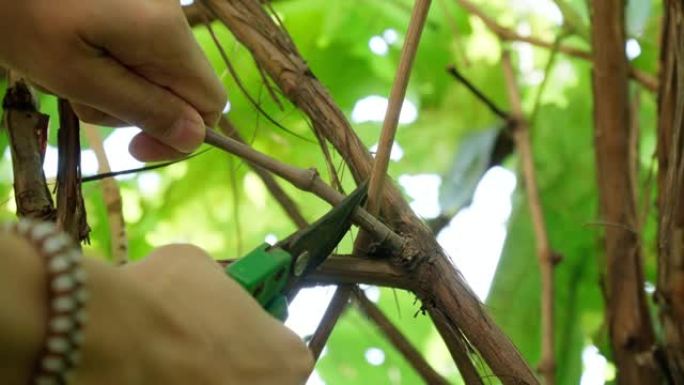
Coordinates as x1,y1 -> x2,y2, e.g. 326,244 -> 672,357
224,183 -> 367,321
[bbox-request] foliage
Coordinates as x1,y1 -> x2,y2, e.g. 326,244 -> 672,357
0,0 -> 662,383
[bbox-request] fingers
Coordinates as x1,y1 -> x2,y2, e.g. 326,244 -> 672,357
71,102 -> 128,127
63,54 -> 206,154
128,132 -> 185,162
80,0 -> 227,127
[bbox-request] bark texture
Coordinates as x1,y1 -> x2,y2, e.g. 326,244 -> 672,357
657,0 -> 684,381
200,1 -> 538,383
56,99 -> 90,244
2,77 -> 55,221
589,1 -> 660,383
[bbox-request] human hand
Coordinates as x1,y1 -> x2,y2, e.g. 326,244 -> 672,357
70,244 -> 314,385
0,0 -> 226,161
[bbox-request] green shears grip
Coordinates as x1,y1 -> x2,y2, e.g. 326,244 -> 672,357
225,243 -> 292,321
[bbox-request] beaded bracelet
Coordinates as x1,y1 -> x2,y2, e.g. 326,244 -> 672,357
3,219 -> 88,385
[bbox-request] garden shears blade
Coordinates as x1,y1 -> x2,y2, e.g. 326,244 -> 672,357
225,183 -> 367,321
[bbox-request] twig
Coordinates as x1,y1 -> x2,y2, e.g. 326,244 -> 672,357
454,0 -> 658,92
218,117 -> 309,229
446,65 -> 508,119
429,309 -> 484,385
308,284 -> 353,360
353,287 -> 452,385
368,0 -> 431,215
501,51 -> 556,384
203,129 -> 405,253
83,124 -> 127,265
204,16 -> 310,143
55,99 -> 90,245
2,74 -> 56,221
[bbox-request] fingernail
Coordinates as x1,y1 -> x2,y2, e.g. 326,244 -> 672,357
168,111 -> 206,153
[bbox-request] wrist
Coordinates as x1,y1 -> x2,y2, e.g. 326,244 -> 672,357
0,233 -> 47,385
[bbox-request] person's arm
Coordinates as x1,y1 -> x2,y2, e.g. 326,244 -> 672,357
0,0 -> 227,161
0,234 -> 313,385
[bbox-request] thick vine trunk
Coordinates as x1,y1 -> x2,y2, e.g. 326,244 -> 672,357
589,1 -> 660,383
200,1 -> 538,383
657,1 -> 684,381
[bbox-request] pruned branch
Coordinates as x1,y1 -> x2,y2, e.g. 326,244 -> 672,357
2,74 -> 55,221
204,129 -> 406,253
56,99 -> 90,245
218,117 -> 309,229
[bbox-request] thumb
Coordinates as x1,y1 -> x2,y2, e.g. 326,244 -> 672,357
64,55 -> 205,154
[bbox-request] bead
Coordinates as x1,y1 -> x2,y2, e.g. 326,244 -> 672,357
47,255 -> 71,274
73,267 -> 87,284
49,316 -> 73,333
74,309 -> 88,324
47,336 -> 71,354
31,222 -> 56,241
52,274 -> 76,292
43,234 -> 70,254
74,288 -> 89,304
52,296 -> 76,312
41,356 -> 65,372
17,218 -> 33,235
71,330 -> 84,346
67,249 -> 82,263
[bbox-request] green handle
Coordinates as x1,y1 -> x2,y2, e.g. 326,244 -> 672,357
225,243 -> 292,320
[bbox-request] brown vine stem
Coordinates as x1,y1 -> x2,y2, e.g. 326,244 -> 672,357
501,51 -> 556,384
2,74 -> 56,221
590,1 -> 659,382
204,129 -> 405,252
83,124 -> 128,265
218,117 -> 309,229
429,309 -> 484,385
454,0 -> 658,92
308,284 -> 353,360
55,99 -> 90,245
367,0 -> 431,214
352,287 -> 451,385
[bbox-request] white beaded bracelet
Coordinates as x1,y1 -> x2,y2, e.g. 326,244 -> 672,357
3,219 -> 88,385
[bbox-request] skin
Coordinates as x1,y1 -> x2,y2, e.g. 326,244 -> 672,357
0,0 -> 313,384
0,0 -> 227,161
0,235 -> 313,385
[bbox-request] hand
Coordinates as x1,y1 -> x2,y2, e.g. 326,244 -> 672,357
71,244 -> 314,385
0,0 -> 226,161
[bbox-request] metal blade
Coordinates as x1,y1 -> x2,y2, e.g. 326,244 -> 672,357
276,182 -> 367,277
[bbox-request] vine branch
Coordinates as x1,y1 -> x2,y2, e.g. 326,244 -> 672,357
308,284 -> 353,360
501,51 -> 557,384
